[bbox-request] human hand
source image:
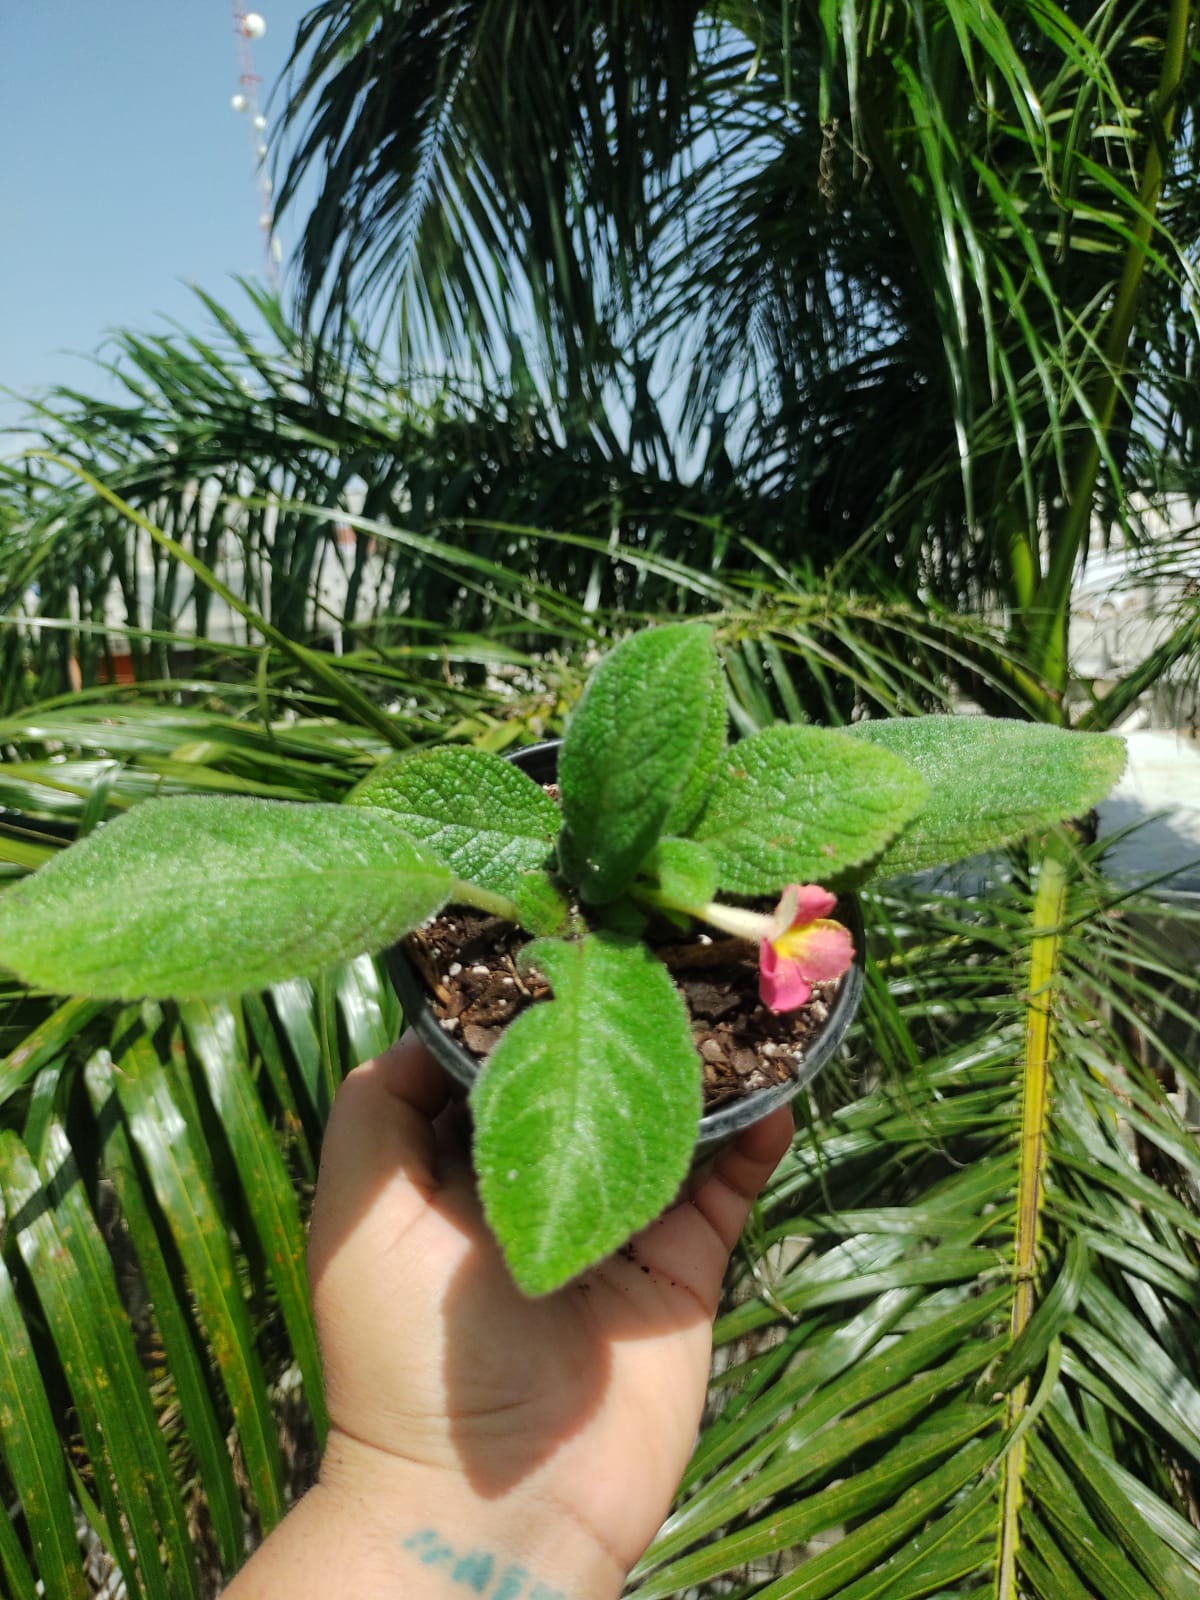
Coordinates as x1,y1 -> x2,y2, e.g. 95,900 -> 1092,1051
229,1032 -> 791,1599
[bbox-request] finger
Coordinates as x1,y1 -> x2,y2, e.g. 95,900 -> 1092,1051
355,1030 -> 454,1120
689,1106 -> 794,1252
314,1033 -> 454,1226
430,1097 -> 480,1193
625,1107 -> 793,1310
433,1095 -> 475,1154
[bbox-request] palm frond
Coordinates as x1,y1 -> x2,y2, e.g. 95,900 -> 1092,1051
276,0 -> 703,387
274,2 -> 1200,625
631,850 -> 1200,1598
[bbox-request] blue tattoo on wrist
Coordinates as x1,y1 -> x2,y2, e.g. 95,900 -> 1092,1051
402,1529 -> 568,1600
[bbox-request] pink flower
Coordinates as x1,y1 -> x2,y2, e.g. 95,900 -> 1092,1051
758,884 -> 855,1013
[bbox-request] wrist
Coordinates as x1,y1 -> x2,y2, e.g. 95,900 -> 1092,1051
315,1427 -> 628,1600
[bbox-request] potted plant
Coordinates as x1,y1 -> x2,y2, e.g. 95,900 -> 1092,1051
381,735 -> 869,1139
0,624 -> 1124,1293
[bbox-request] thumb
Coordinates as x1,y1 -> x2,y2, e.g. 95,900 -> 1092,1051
308,1033 -> 453,1274
625,1106 -> 794,1313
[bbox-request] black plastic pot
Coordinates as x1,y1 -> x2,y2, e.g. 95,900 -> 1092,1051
384,739 -> 866,1153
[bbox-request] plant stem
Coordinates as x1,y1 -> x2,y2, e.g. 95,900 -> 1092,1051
995,833 -> 1071,1596
635,885 -> 770,944
450,880 -> 521,922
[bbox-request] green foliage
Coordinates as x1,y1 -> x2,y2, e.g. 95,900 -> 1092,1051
0,681 -> 413,1592
348,746 -> 559,898
557,623 -> 726,903
0,959 -> 400,1596
2,0 -> 1200,1587
645,837 -> 719,910
0,579 -> 1192,1591
630,870 -> 1200,1600
0,620 -> 1132,1297
850,718 -> 1129,878
693,725 -> 928,894
508,871 -> 574,937
1,284 -> 752,714
275,0 -> 1200,694
663,637 -> 731,838
0,797 -> 452,1000
472,933 -> 702,1296
0,1125 -> 201,1597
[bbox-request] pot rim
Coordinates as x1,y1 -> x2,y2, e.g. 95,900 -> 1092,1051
383,738 -> 865,1150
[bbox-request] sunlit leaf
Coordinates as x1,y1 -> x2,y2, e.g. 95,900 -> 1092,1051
0,796 -> 452,1000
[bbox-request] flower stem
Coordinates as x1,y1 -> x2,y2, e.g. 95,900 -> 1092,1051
450,879 -> 521,922
691,901 -> 772,942
636,885 -> 768,944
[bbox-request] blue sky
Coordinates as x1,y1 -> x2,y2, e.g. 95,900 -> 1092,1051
2,1 -> 314,432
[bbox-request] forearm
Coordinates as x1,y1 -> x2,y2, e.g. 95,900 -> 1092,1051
224,1430 -> 627,1600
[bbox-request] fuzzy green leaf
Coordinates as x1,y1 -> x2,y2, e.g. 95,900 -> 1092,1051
472,933 -> 702,1294
644,837 -> 719,909
846,718 -> 1127,879
347,745 -> 558,899
663,643 -> 728,837
510,871 -> 573,936
558,624 -> 726,903
0,796 -> 452,1000
693,726 -> 928,895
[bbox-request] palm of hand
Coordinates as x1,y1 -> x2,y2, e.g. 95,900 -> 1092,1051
309,1040 -> 791,1570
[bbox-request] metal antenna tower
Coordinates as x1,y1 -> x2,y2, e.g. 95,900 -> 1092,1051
229,6 -> 281,285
